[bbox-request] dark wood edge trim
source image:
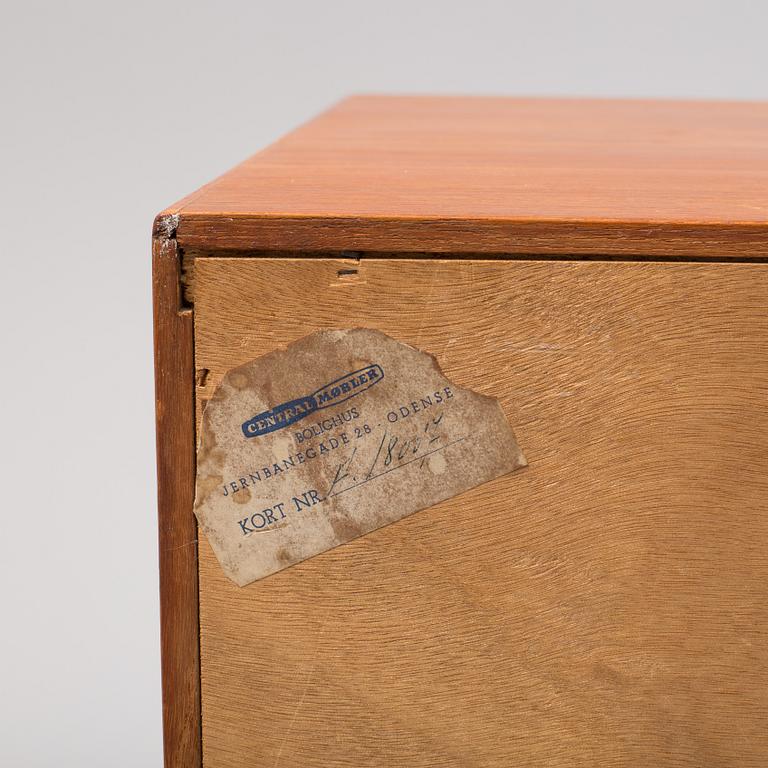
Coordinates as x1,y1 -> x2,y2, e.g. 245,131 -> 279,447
175,215 -> 768,258
153,222 -> 202,768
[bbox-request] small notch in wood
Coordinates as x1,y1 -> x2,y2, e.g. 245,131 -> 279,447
196,368 -> 210,388
336,268 -> 359,280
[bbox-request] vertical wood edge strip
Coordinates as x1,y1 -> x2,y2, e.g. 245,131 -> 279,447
153,230 -> 202,768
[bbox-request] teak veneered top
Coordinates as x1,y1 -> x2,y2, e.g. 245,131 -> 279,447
158,95 -> 768,257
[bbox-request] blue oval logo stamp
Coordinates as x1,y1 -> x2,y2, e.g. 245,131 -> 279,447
241,364 -> 385,438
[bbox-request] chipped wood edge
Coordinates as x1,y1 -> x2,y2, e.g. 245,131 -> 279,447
153,215 -> 202,768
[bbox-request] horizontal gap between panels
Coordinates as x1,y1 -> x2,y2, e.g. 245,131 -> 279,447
181,248 -> 768,264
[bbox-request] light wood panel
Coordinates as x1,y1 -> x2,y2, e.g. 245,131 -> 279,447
161,96 -> 768,256
193,257 -> 768,767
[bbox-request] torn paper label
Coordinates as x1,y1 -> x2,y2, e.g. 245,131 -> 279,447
194,328 -> 527,586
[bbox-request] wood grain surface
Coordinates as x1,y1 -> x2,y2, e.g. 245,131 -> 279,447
153,231 -> 201,768
192,256 -> 768,767
160,96 -> 768,257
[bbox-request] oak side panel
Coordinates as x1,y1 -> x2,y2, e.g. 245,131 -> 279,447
194,258 -> 768,768
153,232 -> 201,768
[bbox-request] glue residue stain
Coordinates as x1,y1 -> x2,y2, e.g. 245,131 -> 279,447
229,372 -> 250,390
428,452 -> 447,474
232,488 -> 251,504
329,515 -> 362,543
195,474 -> 224,506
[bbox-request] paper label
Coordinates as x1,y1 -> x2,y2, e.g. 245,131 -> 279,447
194,329 -> 526,585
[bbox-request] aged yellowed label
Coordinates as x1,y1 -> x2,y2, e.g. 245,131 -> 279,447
194,329 -> 526,586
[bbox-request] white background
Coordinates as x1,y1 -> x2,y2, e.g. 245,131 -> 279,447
1,2 -> 767,765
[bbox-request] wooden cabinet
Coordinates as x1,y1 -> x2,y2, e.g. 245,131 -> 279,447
153,96 -> 768,768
